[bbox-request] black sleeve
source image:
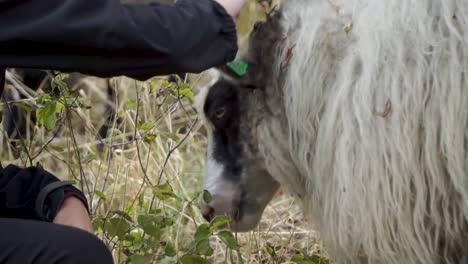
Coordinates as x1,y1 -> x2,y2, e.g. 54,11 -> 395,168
0,0 -> 237,80
0,164 -> 89,222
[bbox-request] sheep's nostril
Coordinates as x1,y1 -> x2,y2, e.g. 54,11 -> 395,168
201,204 -> 215,222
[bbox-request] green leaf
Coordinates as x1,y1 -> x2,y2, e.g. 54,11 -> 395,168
51,78 -> 68,92
81,153 -> 96,164
216,231 -> 238,250
94,190 -> 106,201
150,79 -> 160,94
179,82 -> 189,90
129,254 -> 150,264
291,254 -> 305,262
126,232 -> 144,250
138,122 -> 154,131
165,242 -> 177,257
153,183 -> 177,201
209,215 -> 230,231
161,80 -> 171,89
55,101 -> 65,113
125,204 -> 135,215
137,215 -> 161,238
143,133 -> 157,143
291,254 -> 329,264
179,254 -> 206,264
36,93 -> 51,104
309,255 -> 330,264
202,190 -> 212,204
51,73 -> 70,92
194,224 -> 211,241
179,88 -> 193,103
138,194 -> 149,210
195,238 -> 213,256
164,217 -> 175,226
105,217 -> 131,239
36,101 -> 57,130
125,98 -> 137,110
142,222 -> 161,238
92,217 -> 105,231
266,244 -> 277,260
226,60 -> 249,77
63,96 -> 80,108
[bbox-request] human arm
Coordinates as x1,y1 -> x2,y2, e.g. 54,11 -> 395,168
53,196 -> 93,233
0,0 -> 241,80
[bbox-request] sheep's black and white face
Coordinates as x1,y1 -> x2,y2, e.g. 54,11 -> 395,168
195,70 -> 279,232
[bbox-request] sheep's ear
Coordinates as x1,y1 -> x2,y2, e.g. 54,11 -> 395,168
218,60 -> 262,90
217,11 -> 283,90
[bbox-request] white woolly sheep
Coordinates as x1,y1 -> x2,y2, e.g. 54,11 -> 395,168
196,1 -> 468,263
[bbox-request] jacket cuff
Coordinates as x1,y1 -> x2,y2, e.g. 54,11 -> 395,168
210,0 -> 238,62
36,181 -> 90,222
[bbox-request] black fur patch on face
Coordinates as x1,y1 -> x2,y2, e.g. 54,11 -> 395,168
204,79 -> 243,180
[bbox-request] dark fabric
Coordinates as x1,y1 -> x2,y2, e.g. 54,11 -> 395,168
0,164 -> 89,222
0,0 -> 237,80
35,180 -> 75,221
0,67 -> 4,98
0,218 -> 113,264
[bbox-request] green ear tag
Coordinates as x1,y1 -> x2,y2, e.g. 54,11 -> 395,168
226,60 -> 248,77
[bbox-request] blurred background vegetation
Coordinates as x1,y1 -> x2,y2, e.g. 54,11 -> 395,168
0,0 -> 327,263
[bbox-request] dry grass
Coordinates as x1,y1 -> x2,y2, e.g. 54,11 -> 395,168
0,1 -> 326,263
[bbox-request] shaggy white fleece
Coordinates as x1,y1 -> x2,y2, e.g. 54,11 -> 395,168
257,0 -> 468,263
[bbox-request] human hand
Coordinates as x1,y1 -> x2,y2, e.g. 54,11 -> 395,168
214,0 -> 246,18
53,196 -> 93,233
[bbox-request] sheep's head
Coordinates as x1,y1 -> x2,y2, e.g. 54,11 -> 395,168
195,11 -> 287,231
196,61 -> 283,230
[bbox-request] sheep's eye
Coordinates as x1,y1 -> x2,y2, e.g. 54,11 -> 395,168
215,107 -> 226,119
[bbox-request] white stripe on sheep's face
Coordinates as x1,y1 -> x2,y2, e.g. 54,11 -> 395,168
195,70 -> 280,232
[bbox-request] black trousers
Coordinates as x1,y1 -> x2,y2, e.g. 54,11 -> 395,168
0,218 -> 113,264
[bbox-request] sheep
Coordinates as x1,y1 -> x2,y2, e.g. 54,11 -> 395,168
195,0 -> 468,263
